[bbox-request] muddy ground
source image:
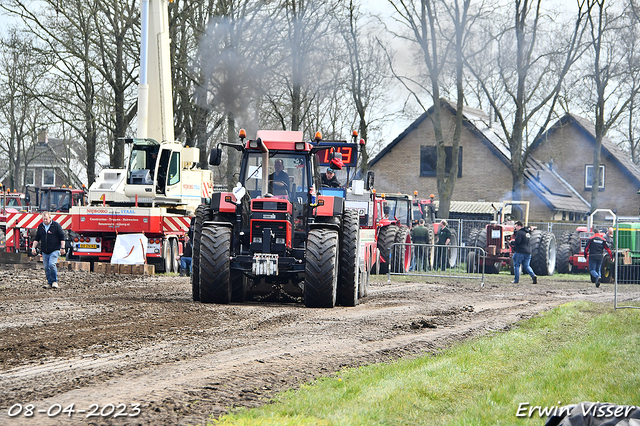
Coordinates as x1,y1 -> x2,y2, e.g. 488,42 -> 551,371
0,267 -> 638,426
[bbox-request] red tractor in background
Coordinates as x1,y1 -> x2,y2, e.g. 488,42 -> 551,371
466,201 -> 557,275
556,209 -> 615,283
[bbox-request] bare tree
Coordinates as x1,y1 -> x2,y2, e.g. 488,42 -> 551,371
387,0 -> 477,218
336,0 -> 394,173
0,31 -> 46,190
580,0 -> 640,211
466,0 -> 588,206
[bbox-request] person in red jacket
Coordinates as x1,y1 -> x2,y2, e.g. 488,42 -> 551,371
584,230 -> 612,288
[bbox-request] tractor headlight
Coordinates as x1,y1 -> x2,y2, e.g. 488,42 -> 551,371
253,237 -> 262,243
275,238 -> 285,244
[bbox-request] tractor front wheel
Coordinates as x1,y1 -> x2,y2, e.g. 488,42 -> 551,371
199,226 -> 232,304
304,228 -> 339,308
338,210 -> 360,307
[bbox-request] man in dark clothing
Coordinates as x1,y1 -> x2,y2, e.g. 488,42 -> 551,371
411,219 -> 430,271
268,159 -> 290,195
435,220 -> 451,271
31,211 -> 66,289
180,235 -> 193,276
584,231 -> 612,288
511,221 -> 537,284
321,168 -> 341,188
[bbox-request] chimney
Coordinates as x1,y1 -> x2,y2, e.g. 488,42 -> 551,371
37,128 -> 48,144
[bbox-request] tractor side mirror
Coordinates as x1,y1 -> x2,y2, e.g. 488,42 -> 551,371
365,171 -> 375,190
209,147 -> 222,166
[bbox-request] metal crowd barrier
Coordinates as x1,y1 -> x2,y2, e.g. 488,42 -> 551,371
387,242 -> 485,286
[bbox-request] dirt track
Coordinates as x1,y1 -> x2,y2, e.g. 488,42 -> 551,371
0,268 -> 636,426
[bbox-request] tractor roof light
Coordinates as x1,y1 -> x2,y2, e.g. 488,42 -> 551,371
352,130 -> 358,137
249,139 -> 259,149
414,190 -> 418,196
315,131 -> 322,142
295,142 -> 306,150
239,129 -> 247,140
359,138 -> 366,145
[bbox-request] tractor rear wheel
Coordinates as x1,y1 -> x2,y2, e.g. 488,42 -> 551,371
338,210 -> 360,307
304,228 -> 339,308
601,253 -> 613,283
530,230 -> 556,276
191,205 -> 212,301
556,243 -> 573,274
199,226 -> 232,304
392,226 -> 411,273
376,224 -> 398,275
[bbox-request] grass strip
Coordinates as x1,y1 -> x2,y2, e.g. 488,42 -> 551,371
211,301 -> 640,426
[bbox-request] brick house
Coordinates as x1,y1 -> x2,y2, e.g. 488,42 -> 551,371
367,99 -> 590,221
0,129 -> 85,192
531,113 -> 640,218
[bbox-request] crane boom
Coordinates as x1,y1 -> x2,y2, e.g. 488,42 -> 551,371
138,0 -> 174,143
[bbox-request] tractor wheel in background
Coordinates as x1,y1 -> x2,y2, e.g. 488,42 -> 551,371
469,227 -> 500,274
601,253 -> 613,283
530,230 -> 557,276
568,231 -> 581,256
170,238 -> 179,273
556,243 -> 573,274
304,228 -> 339,308
191,204 -> 212,301
466,250 -> 478,273
359,243 -> 372,298
447,229 -> 459,268
199,226 -> 232,304
392,226 -> 411,273
161,239 -> 171,273
338,210 -> 360,307
375,224 -> 398,275
425,223 -> 435,269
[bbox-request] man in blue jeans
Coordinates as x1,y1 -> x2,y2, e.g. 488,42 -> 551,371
511,221 -> 537,284
31,212 -> 66,289
584,230 -> 612,288
179,234 -> 193,276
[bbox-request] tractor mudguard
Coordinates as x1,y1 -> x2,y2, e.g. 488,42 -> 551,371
314,196 -> 344,217
210,192 -> 236,214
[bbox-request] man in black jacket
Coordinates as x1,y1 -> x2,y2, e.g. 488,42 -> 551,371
321,168 -> 341,188
511,221 -> 537,284
31,212 -> 66,289
584,231 -> 612,288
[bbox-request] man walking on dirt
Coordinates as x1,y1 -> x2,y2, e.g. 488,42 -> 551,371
31,211 -> 66,289
584,231 -> 612,288
511,221 -> 537,284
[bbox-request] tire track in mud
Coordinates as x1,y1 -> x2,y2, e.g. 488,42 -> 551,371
0,269 -> 633,425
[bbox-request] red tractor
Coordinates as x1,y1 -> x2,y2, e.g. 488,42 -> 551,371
191,130 -> 368,308
466,201 -> 556,275
556,210 -> 615,283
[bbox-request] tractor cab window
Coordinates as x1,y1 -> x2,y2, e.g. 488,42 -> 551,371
41,190 -> 71,212
242,153 -> 309,202
386,198 -> 410,227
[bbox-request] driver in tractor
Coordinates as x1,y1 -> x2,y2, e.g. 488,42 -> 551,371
321,167 -> 341,188
268,158 -> 290,196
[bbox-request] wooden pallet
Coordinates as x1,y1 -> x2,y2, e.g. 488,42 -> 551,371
93,262 -> 155,275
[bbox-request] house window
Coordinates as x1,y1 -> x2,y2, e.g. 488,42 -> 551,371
420,146 -> 462,177
585,164 -> 605,190
25,169 -> 35,186
42,169 -> 55,187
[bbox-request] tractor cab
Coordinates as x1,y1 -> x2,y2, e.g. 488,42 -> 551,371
39,187 -> 86,213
